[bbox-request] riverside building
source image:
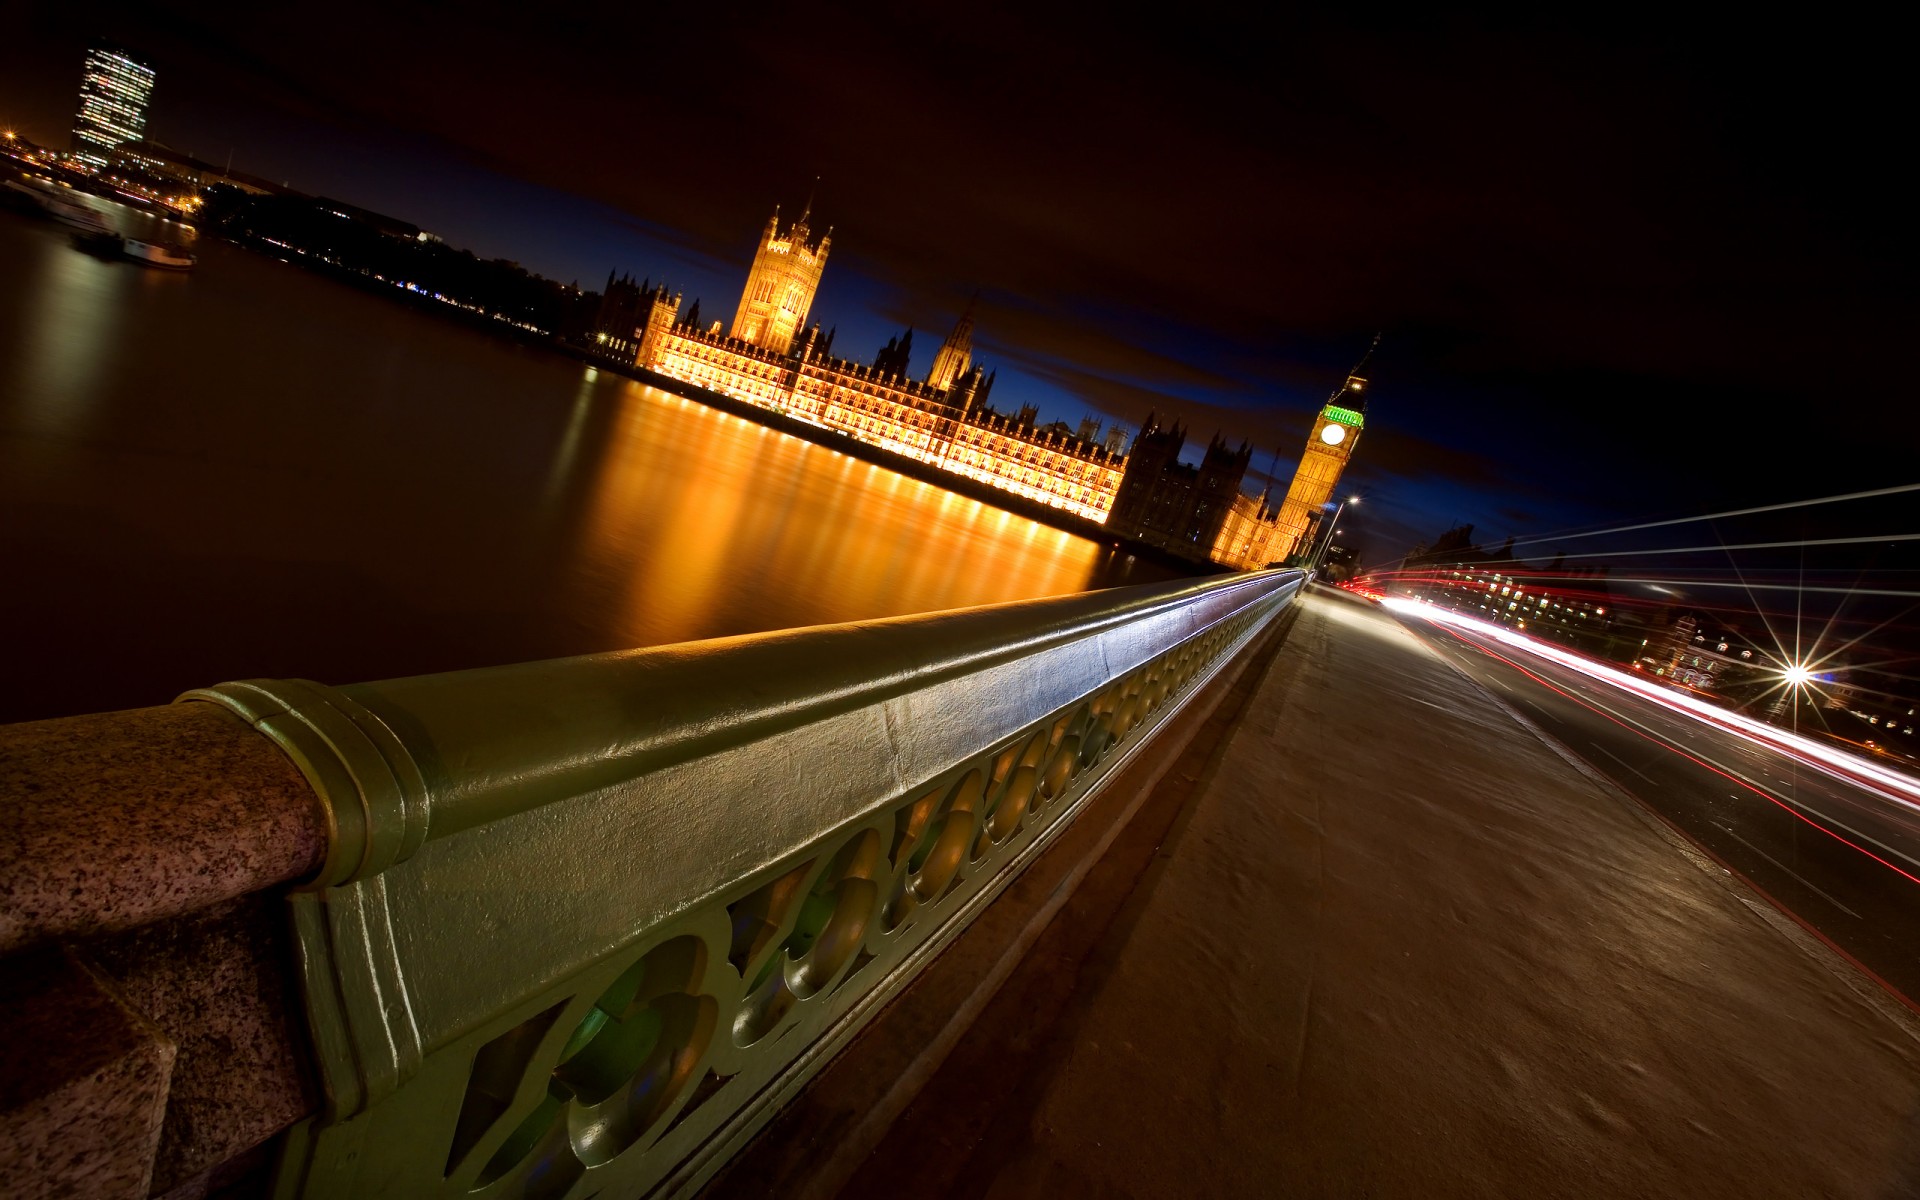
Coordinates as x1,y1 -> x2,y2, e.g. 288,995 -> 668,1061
71,43 -> 155,168
630,203 -> 1353,554
634,205 -> 1127,523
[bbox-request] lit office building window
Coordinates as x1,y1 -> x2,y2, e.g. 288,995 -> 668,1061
71,43 -> 155,167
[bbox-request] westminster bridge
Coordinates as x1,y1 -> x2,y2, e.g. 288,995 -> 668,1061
3,573 -> 1918,1200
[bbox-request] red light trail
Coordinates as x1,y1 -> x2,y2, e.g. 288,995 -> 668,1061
1379,597 -> 1920,822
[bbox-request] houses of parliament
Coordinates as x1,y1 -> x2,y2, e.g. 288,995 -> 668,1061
599,202 -> 1367,570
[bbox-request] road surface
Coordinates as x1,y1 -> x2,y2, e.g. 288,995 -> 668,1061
1402,608 -> 1920,1008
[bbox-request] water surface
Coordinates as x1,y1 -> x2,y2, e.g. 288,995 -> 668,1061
0,197 -> 1167,723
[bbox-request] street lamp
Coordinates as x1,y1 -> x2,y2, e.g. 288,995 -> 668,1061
1308,496 -> 1359,576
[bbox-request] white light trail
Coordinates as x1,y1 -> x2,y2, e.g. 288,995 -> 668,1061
1381,595 -> 1920,814
1540,532 -> 1920,562
1506,482 -> 1920,551
1596,578 -> 1920,599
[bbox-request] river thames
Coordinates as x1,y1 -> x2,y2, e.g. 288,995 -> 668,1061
0,196 -> 1169,724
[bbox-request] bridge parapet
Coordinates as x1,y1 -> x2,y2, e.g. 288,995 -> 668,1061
1,569 -> 1302,1199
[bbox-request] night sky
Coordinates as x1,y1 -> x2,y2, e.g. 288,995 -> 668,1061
4,5 -> 1914,569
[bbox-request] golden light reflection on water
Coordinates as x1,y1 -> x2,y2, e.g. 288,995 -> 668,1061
5,238 -> 129,439
1,195 -> 197,450
0,215 -> 1170,724
541,368 -> 601,517
570,379 -> 1107,646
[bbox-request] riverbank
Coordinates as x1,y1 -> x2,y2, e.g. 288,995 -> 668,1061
4,158 -> 1219,577
210,205 -> 1220,576
225,221 -> 1217,574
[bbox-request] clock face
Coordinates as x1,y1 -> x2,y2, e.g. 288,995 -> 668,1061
1319,422 -> 1347,446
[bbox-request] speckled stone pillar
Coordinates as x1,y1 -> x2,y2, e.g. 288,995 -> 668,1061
1,700 -> 329,1197
88,894 -> 318,1195
0,947 -> 177,1199
0,702 -> 324,952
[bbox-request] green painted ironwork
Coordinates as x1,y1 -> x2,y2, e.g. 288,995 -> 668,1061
180,569 -> 1304,1200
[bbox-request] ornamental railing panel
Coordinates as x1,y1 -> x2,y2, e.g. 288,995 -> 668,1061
179,568 -> 1302,1199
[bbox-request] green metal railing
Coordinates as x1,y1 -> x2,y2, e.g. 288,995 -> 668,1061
182,568 -> 1303,1199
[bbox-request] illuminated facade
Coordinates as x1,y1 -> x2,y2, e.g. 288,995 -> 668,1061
1213,492 -> 1289,569
1418,567 -> 1613,653
1394,527 -> 1623,657
1272,362 -> 1368,562
71,44 -> 155,168
730,206 -> 830,354
926,303 -> 974,391
630,206 -> 1365,549
640,276 -> 1125,521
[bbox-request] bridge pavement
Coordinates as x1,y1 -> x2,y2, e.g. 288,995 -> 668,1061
726,587 -> 1920,1198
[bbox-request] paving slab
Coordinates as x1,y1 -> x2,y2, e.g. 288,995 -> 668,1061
846,589 -> 1920,1199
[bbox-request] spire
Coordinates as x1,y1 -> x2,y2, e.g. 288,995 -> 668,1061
1352,331 -> 1382,376
875,328 -> 916,377
790,179 -> 822,250
926,300 -> 977,391
797,176 -> 818,229
1333,332 -> 1382,411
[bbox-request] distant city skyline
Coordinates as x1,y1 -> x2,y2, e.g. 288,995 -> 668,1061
3,7 -> 1913,567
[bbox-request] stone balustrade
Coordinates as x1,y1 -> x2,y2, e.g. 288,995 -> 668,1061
0,569 -> 1303,1199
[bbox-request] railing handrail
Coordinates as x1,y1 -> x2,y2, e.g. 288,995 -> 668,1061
0,570 -> 1290,950
3,567 -> 1305,1200
184,568 -> 1294,882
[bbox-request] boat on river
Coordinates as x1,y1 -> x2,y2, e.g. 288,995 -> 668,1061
3,178 -> 114,235
69,229 -> 126,259
122,238 -> 196,270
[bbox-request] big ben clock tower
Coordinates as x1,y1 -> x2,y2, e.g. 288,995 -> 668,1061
1274,340 -> 1374,560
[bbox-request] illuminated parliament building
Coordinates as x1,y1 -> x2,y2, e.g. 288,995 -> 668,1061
624,203 -> 1364,567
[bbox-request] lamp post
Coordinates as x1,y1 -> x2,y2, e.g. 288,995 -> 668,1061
1308,496 -> 1359,578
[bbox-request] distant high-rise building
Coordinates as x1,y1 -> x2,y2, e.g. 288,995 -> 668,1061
71,43 -> 155,167
730,202 -> 830,354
